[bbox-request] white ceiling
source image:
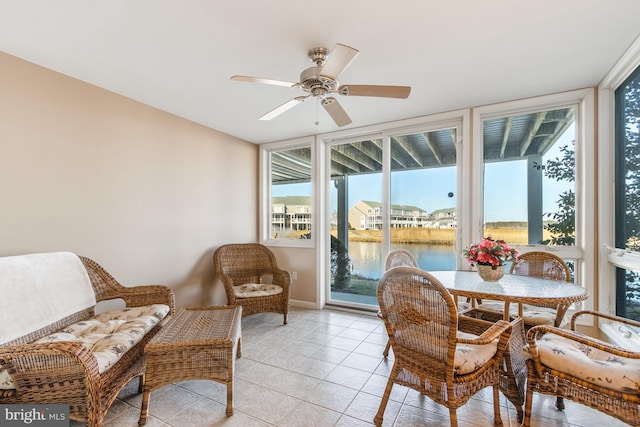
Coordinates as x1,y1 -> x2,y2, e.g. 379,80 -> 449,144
1,1 -> 639,144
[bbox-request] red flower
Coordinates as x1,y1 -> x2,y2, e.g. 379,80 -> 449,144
462,236 -> 518,267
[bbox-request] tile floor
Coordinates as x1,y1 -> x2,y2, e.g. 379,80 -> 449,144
75,307 -> 630,427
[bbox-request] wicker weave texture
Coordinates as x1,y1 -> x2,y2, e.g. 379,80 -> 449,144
374,267 -> 512,427
524,310 -> 640,426
139,306 -> 242,424
0,255 -> 175,427
213,243 -> 291,324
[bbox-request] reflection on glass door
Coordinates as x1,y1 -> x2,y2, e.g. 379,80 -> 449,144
327,127 -> 459,308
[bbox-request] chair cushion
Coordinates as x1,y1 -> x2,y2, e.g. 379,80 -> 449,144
478,301 -> 557,326
234,283 -> 283,298
535,331 -> 640,393
455,331 -> 499,375
0,304 -> 170,390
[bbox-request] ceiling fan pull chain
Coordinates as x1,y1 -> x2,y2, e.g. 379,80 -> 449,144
315,99 -> 320,125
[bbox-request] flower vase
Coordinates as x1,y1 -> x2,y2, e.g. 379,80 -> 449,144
476,264 -> 505,282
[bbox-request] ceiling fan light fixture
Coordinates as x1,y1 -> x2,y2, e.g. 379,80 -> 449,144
231,42 -> 411,127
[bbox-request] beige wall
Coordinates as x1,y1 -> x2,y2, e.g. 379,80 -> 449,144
270,246 -> 317,306
0,52 -> 258,308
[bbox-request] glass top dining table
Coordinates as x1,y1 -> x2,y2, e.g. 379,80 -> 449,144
429,270 -> 590,320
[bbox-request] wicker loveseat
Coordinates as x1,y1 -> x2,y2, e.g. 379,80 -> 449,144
0,252 -> 175,427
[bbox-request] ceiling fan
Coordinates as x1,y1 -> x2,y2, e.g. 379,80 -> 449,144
230,43 -> 411,127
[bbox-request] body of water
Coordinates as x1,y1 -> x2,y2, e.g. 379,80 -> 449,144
347,241 -> 458,279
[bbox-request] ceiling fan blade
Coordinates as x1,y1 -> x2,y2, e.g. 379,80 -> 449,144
338,85 -> 411,99
322,97 -> 352,127
259,96 -> 308,121
231,75 -> 298,88
319,43 -> 359,80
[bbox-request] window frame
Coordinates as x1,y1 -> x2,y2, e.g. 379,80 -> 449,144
598,35 -> 640,347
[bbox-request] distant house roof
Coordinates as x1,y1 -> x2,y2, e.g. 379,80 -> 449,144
358,200 -> 426,213
430,207 -> 456,215
272,196 -> 311,205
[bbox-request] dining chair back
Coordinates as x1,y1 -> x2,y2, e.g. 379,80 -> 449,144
379,249 -> 419,358
384,248 -> 419,270
510,251 -> 572,327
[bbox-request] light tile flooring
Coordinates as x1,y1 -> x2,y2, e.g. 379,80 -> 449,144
75,307 -> 630,427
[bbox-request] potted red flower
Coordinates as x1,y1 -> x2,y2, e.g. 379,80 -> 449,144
462,237 -> 518,281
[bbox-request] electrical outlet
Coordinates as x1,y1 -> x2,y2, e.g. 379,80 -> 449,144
291,271 -> 297,280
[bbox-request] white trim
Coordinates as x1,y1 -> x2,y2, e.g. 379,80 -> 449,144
600,34 -> 640,89
597,88 -> 617,315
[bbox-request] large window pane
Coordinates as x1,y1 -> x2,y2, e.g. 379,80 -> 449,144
329,138 -> 382,306
269,146 -> 312,240
390,129 -> 457,271
483,108 -> 576,247
615,64 -> 640,319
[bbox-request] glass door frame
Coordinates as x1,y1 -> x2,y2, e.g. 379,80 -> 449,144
320,111 -> 468,310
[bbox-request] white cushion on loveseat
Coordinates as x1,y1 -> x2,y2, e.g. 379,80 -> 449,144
0,252 -> 96,345
0,304 -> 170,390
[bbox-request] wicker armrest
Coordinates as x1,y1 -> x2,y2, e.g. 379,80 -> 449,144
0,341 -> 100,389
79,256 -> 175,314
570,309 -> 640,331
271,269 -> 291,291
113,284 -> 175,314
457,319 -> 512,345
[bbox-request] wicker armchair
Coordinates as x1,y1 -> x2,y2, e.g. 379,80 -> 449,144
374,267 -> 512,427
524,310 -> 640,426
213,243 -> 291,324
479,251 -> 572,327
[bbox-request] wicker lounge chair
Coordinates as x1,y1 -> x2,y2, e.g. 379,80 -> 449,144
374,266 -> 512,427
524,310 -> 640,426
213,243 -> 291,324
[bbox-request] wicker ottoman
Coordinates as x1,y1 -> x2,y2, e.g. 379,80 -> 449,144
138,306 -> 242,426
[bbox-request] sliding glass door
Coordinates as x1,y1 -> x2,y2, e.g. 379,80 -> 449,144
326,125 -> 460,308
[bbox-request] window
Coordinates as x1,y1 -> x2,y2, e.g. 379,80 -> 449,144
472,90 -> 595,313
615,64 -> 640,320
260,139 -> 313,246
482,108 -> 576,249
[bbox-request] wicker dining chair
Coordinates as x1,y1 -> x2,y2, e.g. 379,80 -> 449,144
479,251 -> 572,328
524,310 -> 640,426
374,267 -> 512,427
213,243 -> 291,324
378,249 -> 420,358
